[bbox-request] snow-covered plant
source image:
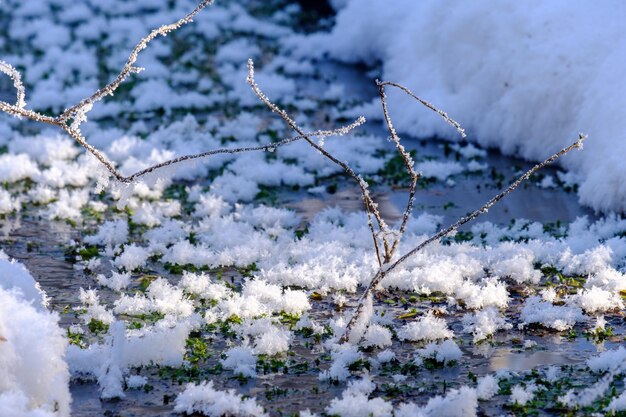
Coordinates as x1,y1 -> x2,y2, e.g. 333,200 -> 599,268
0,0 -> 587,349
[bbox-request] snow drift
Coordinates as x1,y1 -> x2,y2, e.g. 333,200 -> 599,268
298,0 -> 626,213
0,253 -> 71,417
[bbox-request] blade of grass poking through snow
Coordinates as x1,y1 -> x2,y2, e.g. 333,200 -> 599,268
247,58 -> 388,267
377,80 -> 466,262
340,134 -> 587,343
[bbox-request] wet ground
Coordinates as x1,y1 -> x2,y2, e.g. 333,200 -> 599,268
1,128 -> 617,416
0,8 -> 618,415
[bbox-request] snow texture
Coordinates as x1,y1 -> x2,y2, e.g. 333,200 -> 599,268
301,0 -> 626,213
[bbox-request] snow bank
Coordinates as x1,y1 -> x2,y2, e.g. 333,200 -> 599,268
0,256 -> 71,417
300,0 -> 626,212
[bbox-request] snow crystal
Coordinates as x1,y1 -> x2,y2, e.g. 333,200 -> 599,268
319,344 -> 363,382
587,346 -> 626,373
96,271 -> 131,292
462,307 -> 512,343
397,311 -> 453,342
510,384 -> 537,406
326,377 -> 392,417
520,295 -> 584,331
415,160 -> 464,181
362,324 -> 392,349
574,286 -> 624,314
221,346 -> 257,378
396,386 -> 478,417
174,381 -> 267,417
476,375 -> 499,401
113,244 -> 150,271
415,340 -> 462,365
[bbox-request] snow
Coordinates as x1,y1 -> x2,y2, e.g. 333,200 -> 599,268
574,286 -> 624,314
113,244 -> 150,271
174,381 -> 268,417
476,375 -> 499,401
319,344 -> 363,382
587,346 -> 626,373
462,307 -> 512,343
607,390 -> 626,412
95,271 -> 130,292
326,377 -> 392,417
397,311 -> 453,342
0,252 -> 48,309
520,295 -> 584,331
125,375 -> 148,389
510,384 -> 537,406
304,0 -> 626,212
361,324 -> 392,349
415,160 -> 464,181
221,346 -> 257,378
396,386 -> 478,417
415,340 -> 462,366
0,259 -> 70,417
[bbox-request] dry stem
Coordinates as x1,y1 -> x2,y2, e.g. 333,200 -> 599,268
0,0 -> 364,184
377,80 -> 466,262
247,59 -> 389,267
339,134 -> 586,343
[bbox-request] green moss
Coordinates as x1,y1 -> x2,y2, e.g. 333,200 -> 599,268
87,318 -> 109,335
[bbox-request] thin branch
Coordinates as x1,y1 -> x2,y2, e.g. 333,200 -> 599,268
339,134 -> 586,343
0,2 -> 366,186
377,81 -> 466,139
376,80 -> 466,262
0,61 -> 26,109
57,0 -> 214,124
120,119 -> 366,183
247,58 -> 388,267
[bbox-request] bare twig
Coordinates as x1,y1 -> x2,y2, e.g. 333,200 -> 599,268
0,0 -> 365,185
57,0 -> 215,125
0,61 -> 26,109
377,80 -> 466,262
247,59 -> 388,267
339,134 -> 586,343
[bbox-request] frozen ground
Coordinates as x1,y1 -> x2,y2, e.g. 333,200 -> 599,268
1,1 -> 626,416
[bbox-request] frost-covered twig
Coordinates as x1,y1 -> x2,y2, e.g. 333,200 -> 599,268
57,0 -> 214,125
247,59 -> 388,266
117,119 -> 366,182
0,0 -> 365,185
340,134 -> 586,343
0,61 -> 26,109
377,80 -> 466,262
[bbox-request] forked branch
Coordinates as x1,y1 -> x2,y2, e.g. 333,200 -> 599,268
339,134 -> 587,343
0,0 -> 364,184
247,59 -> 390,267
377,80 -> 466,262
